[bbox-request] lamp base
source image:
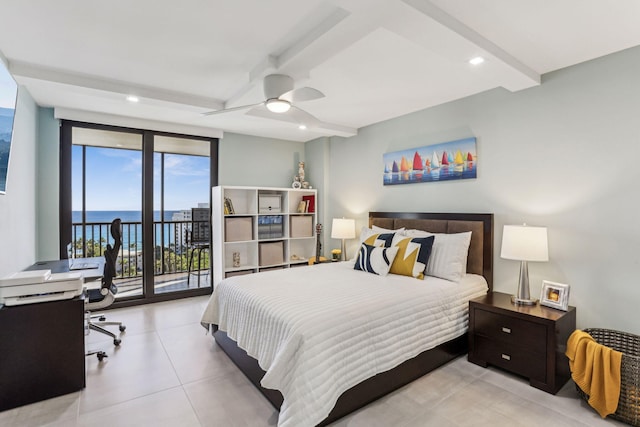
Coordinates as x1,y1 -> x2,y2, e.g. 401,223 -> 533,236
340,239 -> 347,262
511,295 -> 538,305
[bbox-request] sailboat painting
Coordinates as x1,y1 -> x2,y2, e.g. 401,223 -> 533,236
383,137 -> 477,185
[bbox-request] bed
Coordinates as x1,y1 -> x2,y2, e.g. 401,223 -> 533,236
201,212 -> 493,426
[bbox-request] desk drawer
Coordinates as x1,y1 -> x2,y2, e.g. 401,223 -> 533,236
474,309 -> 546,350
474,335 -> 546,382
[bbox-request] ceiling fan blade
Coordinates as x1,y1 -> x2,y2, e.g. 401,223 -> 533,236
279,87 -> 325,103
246,105 -> 320,127
246,104 -> 298,123
201,102 -> 262,116
245,105 -> 357,137
288,106 -> 321,127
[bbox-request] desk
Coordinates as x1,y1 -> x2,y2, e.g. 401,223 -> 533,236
26,256 -> 104,282
0,259 -> 97,411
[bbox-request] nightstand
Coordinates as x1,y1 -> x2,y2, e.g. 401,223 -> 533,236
468,291 -> 576,394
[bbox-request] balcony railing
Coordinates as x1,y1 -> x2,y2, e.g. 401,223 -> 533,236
71,220 -> 210,281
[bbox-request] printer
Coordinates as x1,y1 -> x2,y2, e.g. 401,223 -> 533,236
0,269 -> 84,306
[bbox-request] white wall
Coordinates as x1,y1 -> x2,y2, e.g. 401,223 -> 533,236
0,87 -> 38,276
324,46 -> 640,333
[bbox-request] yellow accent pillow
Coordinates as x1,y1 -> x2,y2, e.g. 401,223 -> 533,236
389,235 -> 435,279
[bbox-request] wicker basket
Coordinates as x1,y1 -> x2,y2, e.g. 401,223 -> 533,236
575,328 -> 640,426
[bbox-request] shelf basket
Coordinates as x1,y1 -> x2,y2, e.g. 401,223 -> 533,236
576,328 -> 640,426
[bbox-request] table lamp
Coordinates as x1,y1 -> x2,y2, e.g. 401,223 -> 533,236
331,218 -> 356,261
500,224 -> 549,305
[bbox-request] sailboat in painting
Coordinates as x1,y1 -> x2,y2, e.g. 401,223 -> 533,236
453,150 -> 464,174
412,152 -> 423,179
454,150 -> 464,165
441,152 -> 449,166
430,151 -> 441,180
431,152 -> 440,169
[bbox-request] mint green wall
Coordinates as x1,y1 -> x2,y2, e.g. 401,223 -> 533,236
0,87 -> 38,276
324,45 -> 640,333
219,132 -> 304,187
303,136 -> 329,235
36,108 -> 60,261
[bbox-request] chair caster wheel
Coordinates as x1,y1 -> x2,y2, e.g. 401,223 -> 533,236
114,338 -> 121,346
99,316 -> 106,321
97,351 -> 107,361
119,325 -> 126,332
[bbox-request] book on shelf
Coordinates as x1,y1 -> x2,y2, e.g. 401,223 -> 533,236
297,200 -> 307,213
301,195 -> 315,213
224,197 -> 235,215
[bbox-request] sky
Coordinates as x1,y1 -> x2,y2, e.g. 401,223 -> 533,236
72,145 -> 210,211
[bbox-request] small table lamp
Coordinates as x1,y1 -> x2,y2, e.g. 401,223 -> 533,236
331,218 -> 356,261
501,224 -> 549,305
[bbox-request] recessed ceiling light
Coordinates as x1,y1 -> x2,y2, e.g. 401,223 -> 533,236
126,95 -> 139,103
469,56 -> 485,66
298,124 -> 307,130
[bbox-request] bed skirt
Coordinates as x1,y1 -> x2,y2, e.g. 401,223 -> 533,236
212,327 -> 468,426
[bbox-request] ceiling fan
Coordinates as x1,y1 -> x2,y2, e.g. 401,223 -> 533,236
202,74 -> 325,128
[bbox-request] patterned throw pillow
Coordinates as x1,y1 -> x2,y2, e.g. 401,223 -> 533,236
362,232 -> 395,248
389,235 -> 435,279
354,244 -> 399,276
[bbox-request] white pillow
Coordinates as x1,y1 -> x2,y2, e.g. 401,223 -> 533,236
372,225 -> 405,234
354,244 -> 399,276
404,230 -> 472,282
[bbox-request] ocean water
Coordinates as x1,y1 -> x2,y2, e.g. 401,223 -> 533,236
72,210 -> 183,249
72,210 -> 178,223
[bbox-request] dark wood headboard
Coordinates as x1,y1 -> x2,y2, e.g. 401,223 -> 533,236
369,212 -> 493,291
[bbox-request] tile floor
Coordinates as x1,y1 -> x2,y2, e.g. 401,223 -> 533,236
0,296 -> 627,427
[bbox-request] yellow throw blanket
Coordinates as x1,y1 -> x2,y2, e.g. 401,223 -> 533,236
566,330 -> 623,418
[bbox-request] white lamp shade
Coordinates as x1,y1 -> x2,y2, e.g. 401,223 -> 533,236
331,218 -> 356,239
500,225 -> 549,262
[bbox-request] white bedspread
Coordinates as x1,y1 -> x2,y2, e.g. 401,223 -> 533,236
201,262 -> 488,427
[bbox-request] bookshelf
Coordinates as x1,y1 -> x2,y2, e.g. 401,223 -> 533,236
212,185 -> 317,286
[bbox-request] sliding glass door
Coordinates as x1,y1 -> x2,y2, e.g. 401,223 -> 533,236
61,121 -> 218,307
153,136 -> 212,294
70,127 -> 144,298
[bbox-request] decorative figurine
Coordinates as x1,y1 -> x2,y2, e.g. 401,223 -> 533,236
292,161 -> 310,189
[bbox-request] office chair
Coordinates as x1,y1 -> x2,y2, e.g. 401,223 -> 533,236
187,208 -> 210,287
86,218 -> 126,361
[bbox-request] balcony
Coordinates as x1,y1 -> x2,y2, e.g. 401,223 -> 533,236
71,219 -> 211,297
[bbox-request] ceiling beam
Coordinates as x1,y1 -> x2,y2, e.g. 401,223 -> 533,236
401,0 -> 540,90
54,107 -> 224,139
10,61 -> 225,111
223,4 -> 352,109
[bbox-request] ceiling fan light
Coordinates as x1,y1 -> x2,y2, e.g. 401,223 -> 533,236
266,98 -> 291,113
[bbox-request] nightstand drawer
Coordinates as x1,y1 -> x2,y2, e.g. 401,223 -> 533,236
474,309 -> 546,349
474,335 -> 546,382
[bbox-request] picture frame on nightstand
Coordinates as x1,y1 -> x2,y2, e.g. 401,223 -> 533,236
540,280 -> 570,311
